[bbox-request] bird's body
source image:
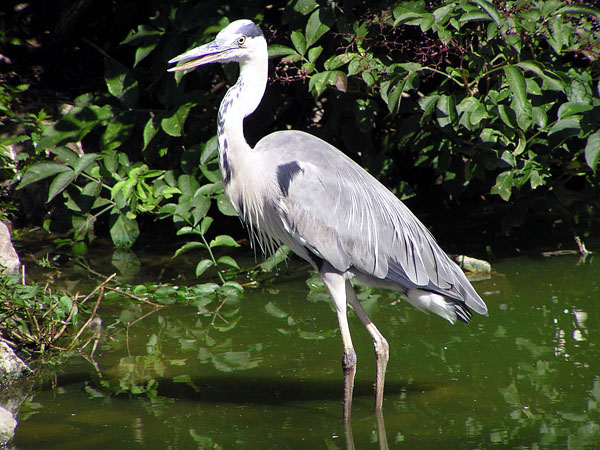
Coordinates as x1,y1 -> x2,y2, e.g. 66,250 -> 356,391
169,19 -> 488,421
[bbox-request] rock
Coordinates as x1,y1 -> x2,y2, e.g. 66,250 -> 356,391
0,222 -> 20,274
0,342 -> 30,383
0,406 -> 16,443
454,254 -> 492,273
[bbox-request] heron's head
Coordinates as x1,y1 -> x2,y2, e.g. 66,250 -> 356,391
168,20 -> 266,72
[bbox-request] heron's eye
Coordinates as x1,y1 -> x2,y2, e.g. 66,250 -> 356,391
237,36 -> 246,46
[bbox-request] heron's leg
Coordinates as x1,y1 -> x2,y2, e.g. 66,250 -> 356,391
345,281 -> 389,411
319,265 -> 356,422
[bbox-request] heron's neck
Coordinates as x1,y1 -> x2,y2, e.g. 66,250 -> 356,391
217,54 -> 267,186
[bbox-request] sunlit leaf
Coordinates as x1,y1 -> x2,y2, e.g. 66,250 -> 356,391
472,0 -> 501,24
305,10 -> 330,48
161,103 -> 192,137
143,116 -> 159,150
491,171 -> 513,201
557,102 -> 593,119
209,235 -> 239,248
504,65 -> 527,113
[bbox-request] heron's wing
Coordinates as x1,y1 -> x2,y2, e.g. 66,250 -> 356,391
255,130 -> 487,315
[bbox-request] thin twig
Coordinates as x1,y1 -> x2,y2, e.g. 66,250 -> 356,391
104,286 -> 165,307
51,299 -> 79,343
80,273 -> 117,306
210,297 -> 230,325
67,282 -> 105,350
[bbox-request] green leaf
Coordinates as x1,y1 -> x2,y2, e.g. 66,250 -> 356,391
532,106 -> 548,129
173,241 -> 206,258
497,104 -> 517,128
504,65 -> 527,113
217,255 -> 240,269
380,71 -> 417,115
47,169 -> 76,201
216,194 -> 238,216
290,30 -> 307,56
73,153 -> 99,176
415,13 -> 435,31
200,136 -> 218,165
292,0 -> 318,15
209,235 -> 239,248
472,0 -> 501,24
161,103 -> 192,137
36,105 -> 111,152
491,171 -> 513,201
324,53 -> 355,71
555,5 -> 600,21
548,118 -> 580,137
516,61 -> 565,92
268,44 -> 297,58
585,130 -> 600,173
501,150 -> 515,167
418,94 -> 440,124
393,1 -> 427,25
460,12 -> 494,23
143,116 -> 159,150
557,102 -> 593,119
307,46 -> 323,64
433,3 -> 455,25
17,162 -> 71,189
305,10 -> 330,48
109,212 -> 140,248
105,58 -> 139,105
195,259 -> 214,277
309,71 -> 339,96
200,216 -> 214,235
514,130 -> 527,156
134,43 -> 158,67
436,94 -> 457,128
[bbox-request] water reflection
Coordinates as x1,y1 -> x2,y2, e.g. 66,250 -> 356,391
344,410 -> 388,450
11,251 -> 600,448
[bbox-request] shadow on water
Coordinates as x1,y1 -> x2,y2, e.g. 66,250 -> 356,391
41,371 -> 436,406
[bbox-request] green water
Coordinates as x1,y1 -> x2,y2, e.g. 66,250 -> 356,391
11,251 -> 600,449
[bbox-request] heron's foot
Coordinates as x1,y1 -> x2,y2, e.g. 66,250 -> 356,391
342,348 -> 357,422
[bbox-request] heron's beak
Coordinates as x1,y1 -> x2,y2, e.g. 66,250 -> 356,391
168,41 -> 230,72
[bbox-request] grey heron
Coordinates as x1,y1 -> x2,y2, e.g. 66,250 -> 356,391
168,19 -> 488,422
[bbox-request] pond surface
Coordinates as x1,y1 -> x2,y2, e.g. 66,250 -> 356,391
11,247 -> 600,449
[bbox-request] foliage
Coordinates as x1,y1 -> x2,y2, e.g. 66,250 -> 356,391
273,0 -> 600,232
4,0 -> 600,270
0,273 -> 85,356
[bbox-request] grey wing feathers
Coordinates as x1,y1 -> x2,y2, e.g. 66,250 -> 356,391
255,130 -> 488,316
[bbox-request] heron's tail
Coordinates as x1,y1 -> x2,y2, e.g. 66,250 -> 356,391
405,289 -> 473,324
